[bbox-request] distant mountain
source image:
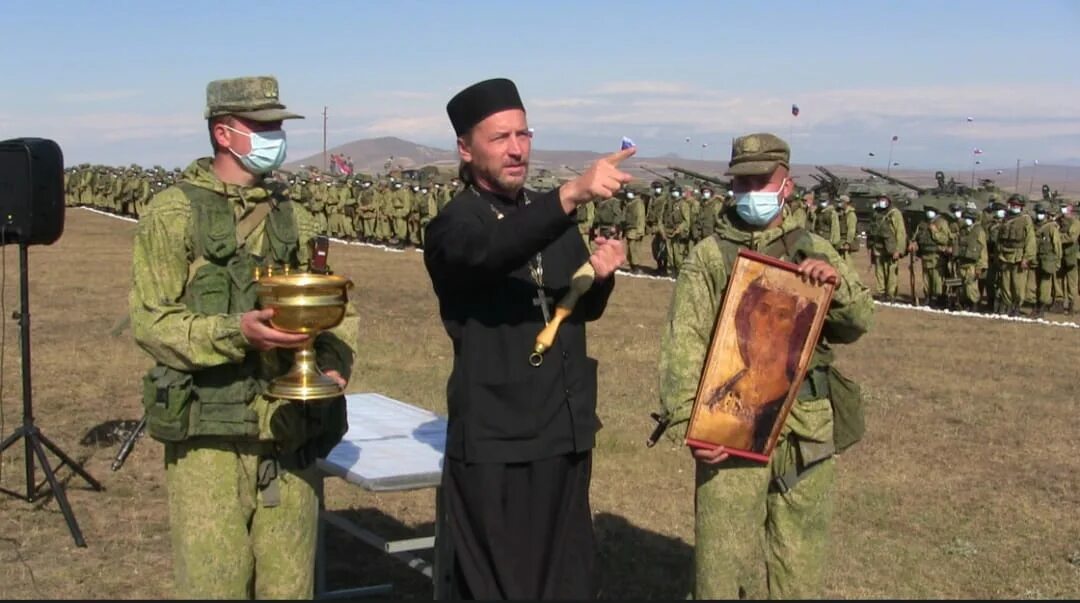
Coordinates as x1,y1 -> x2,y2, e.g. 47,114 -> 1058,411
286,136 -> 1078,196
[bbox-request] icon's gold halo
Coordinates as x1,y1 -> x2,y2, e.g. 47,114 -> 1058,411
255,272 -> 353,401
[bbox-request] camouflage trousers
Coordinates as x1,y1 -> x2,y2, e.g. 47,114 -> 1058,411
625,235 -> 649,270
872,256 -> 899,299
920,256 -> 947,299
957,264 -> 980,306
1036,269 -> 1057,306
997,263 -> 1028,307
694,398 -> 836,600
1056,263 -> 1078,309
165,440 -> 319,600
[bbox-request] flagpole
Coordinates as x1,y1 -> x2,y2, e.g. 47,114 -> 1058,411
887,137 -> 896,176
322,106 -> 328,172
1015,158 -> 1021,191
1028,160 -> 1038,196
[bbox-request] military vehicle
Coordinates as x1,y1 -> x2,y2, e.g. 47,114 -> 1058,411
860,168 -> 983,234
666,165 -> 730,194
811,166 -> 915,232
527,166 -> 567,191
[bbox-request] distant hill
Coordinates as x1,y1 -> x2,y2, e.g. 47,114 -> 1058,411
286,136 -> 1077,196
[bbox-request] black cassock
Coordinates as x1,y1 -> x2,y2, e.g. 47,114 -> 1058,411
423,185 -> 614,599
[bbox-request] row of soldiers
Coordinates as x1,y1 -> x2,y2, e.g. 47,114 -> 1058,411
63,163 -> 462,248
865,193 -> 1080,316
63,164 -> 869,276
575,181 -> 860,277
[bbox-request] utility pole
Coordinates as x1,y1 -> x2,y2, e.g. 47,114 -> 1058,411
1015,158 -> 1021,191
322,106 -> 328,172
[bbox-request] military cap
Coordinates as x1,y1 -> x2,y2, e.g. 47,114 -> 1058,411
923,204 -> 939,212
205,75 -> 303,122
650,180 -> 663,188
724,133 -> 790,177
1007,193 -> 1025,205
948,202 -> 963,212
838,194 -> 851,203
962,209 -> 979,221
1033,202 -> 1049,214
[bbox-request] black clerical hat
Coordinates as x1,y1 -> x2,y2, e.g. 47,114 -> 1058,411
446,78 -> 525,136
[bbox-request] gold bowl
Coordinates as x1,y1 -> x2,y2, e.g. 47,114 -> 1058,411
256,271 -> 353,401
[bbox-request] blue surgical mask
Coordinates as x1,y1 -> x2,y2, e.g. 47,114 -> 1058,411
225,125 -> 287,175
735,179 -> 786,226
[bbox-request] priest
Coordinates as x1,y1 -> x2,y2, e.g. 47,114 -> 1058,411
423,77 -> 633,599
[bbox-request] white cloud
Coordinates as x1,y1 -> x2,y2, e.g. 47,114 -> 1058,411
590,81 -> 692,95
55,90 -> 143,103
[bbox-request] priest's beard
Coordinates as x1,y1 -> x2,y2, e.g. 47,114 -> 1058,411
466,160 -> 529,198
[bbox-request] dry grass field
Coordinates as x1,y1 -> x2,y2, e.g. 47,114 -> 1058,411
0,209 -> 1077,599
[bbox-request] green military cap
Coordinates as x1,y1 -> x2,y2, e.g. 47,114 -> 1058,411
1033,202 -> 1048,213
204,75 -> 303,122
724,132 -> 790,177
1007,193 -> 1026,205
838,194 -> 851,203
962,208 -> 979,220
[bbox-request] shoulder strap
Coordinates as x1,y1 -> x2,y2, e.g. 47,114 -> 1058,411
177,182 -> 274,286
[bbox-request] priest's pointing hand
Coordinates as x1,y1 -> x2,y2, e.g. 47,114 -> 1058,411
558,146 -> 636,213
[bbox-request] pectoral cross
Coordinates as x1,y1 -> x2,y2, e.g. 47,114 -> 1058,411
533,288 -> 555,324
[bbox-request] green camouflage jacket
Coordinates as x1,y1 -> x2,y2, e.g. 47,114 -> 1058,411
129,157 -> 359,444
656,209 -> 874,443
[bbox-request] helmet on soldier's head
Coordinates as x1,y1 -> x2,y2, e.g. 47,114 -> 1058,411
948,202 -> 963,212
1007,193 -> 1026,206
962,209 -> 979,221
650,180 -> 663,189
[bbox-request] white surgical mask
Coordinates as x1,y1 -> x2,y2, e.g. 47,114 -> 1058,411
995,209 -> 1006,219
964,218 -> 974,227
1009,206 -> 1021,215
672,191 -> 681,198
653,187 -> 662,194
1036,213 -> 1046,221
926,210 -> 937,219
953,211 -> 963,219
626,192 -> 635,199
702,192 -> 712,200
224,125 -> 287,175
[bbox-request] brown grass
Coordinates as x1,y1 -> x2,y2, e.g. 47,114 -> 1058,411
0,209 -> 1077,599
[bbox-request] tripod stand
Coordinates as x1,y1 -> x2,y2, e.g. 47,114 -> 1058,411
0,241 -> 102,547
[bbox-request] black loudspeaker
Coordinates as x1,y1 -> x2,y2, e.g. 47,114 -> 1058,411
0,137 -> 65,246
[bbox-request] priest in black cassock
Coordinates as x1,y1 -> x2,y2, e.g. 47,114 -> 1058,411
423,77 -> 635,600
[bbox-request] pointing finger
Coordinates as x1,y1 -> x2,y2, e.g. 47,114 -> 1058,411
603,145 -> 637,167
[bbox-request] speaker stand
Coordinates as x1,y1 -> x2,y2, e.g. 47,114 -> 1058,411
0,242 -> 102,547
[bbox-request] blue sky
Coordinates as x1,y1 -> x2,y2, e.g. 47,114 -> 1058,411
2,0 -> 1077,170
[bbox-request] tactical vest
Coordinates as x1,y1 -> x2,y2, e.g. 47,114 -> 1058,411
813,207 -> 835,240
663,198 -> 685,232
711,227 -> 864,453
955,225 -> 983,264
915,220 -> 941,256
997,215 -> 1028,253
141,182 -> 301,443
1036,223 -> 1060,273
867,210 -> 888,251
595,198 -> 621,226
839,208 -> 859,251
1060,216 -> 1079,267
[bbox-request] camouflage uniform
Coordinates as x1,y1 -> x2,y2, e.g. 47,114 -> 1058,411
129,77 -> 358,600
910,209 -> 954,307
1032,204 -> 1062,317
954,210 -> 988,310
1055,205 -> 1079,313
996,196 -> 1037,315
620,189 -> 648,272
655,134 -> 873,600
867,199 -> 907,301
836,196 -> 859,268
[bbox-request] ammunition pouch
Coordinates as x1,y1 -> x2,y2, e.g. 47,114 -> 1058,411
142,365 -> 194,442
826,365 -> 864,453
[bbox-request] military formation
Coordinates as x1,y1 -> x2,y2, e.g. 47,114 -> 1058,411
64,162 -> 1077,317
866,192 -> 1080,317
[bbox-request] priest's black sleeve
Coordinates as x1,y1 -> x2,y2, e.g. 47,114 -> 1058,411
578,273 -> 615,321
424,188 -> 575,278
